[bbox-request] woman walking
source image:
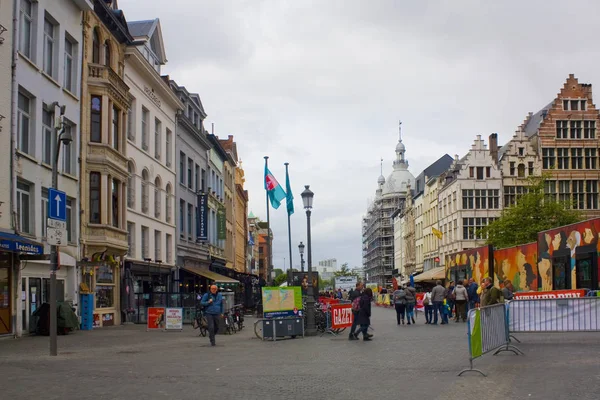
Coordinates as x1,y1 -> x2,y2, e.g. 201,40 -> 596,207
356,288 -> 374,341
404,285 -> 417,325
392,286 -> 407,325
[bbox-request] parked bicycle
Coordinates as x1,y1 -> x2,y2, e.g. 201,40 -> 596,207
231,305 -> 244,331
192,308 -> 208,337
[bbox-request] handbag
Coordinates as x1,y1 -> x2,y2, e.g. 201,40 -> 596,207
192,318 -> 199,329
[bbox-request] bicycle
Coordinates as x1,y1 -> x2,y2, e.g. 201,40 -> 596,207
231,305 -> 244,331
223,310 -> 237,334
192,308 -> 208,337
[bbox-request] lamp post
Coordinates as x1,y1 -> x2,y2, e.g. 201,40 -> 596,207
49,103 -> 72,356
298,242 -> 305,273
301,185 -> 315,335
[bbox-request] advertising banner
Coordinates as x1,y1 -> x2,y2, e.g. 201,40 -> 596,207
334,276 -> 357,291
330,304 -> 353,329
164,307 -> 183,330
196,193 -> 208,241
147,307 -> 165,330
262,286 -> 303,318
287,271 -> 320,295
512,289 -> 587,300
217,205 -> 226,240
415,292 -> 425,312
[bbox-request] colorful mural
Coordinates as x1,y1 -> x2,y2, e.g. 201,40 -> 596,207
445,245 -> 492,285
538,218 -> 600,291
493,243 -> 537,291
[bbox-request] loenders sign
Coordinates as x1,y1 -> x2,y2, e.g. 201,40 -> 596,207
513,289 -> 587,300
330,304 -> 353,329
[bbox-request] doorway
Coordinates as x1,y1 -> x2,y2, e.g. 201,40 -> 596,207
0,265 -> 11,335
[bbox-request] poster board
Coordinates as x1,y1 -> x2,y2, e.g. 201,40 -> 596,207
330,304 -> 353,329
334,276 -> 357,291
164,307 -> 183,331
262,286 -> 303,318
147,307 -> 165,330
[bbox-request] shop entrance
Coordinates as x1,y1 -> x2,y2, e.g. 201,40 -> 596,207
0,265 -> 10,335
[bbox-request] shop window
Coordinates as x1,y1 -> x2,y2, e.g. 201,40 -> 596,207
95,264 -> 115,309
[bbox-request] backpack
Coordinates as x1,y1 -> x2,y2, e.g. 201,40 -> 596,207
351,296 -> 361,312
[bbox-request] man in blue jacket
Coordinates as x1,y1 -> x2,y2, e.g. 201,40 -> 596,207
201,285 -> 224,346
467,278 -> 479,311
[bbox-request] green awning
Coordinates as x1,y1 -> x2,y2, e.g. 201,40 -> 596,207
180,266 -> 239,285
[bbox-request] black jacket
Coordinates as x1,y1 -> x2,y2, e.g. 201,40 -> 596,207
348,289 -> 361,302
356,293 -> 372,326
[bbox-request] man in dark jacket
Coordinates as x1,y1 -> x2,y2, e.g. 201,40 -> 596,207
467,278 -> 479,310
356,288 -> 374,341
200,285 -> 224,346
480,277 -> 502,307
431,280 -> 447,325
348,282 -> 363,340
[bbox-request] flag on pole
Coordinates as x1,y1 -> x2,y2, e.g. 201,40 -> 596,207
432,227 -> 443,239
285,167 -> 294,216
264,165 -> 286,209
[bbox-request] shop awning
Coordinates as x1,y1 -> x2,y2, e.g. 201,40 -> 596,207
413,267 -> 446,283
0,231 -> 44,255
180,266 -> 240,286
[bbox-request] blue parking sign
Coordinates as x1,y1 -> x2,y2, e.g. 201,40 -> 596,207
48,188 -> 67,221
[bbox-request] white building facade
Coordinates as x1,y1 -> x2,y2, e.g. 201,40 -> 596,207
12,0 -> 92,335
123,19 -> 182,323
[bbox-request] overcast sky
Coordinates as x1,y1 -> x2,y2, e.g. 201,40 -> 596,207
122,0 -> 600,270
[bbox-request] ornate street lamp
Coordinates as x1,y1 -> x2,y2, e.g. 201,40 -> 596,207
301,185 -> 316,335
298,241 -> 305,273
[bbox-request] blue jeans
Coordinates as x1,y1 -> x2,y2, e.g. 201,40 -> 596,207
360,324 -> 369,337
432,301 -> 447,324
406,303 -> 415,323
424,305 -> 433,323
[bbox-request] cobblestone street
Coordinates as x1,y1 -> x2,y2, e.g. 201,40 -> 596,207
1,307 -> 599,400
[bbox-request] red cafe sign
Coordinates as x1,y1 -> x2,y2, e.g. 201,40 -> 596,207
330,304 -> 353,329
512,289 -> 587,300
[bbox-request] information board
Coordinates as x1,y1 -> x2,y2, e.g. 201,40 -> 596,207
262,286 -> 303,318
164,307 -> 183,330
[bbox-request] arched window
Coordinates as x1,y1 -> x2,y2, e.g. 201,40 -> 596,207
92,28 -> 100,64
154,176 -> 162,219
127,161 -> 135,209
165,183 -> 172,223
104,40 -> 111,67
517,163 -> 525,178
142,169 -> 149,214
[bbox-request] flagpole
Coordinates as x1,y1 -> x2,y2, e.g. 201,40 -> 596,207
264,156 -> 272,284
284,162 -> 293,274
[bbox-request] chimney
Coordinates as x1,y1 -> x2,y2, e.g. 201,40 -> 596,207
489,133 -> 498,164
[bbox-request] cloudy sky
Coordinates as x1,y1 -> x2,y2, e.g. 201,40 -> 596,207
122,0 -> 600,270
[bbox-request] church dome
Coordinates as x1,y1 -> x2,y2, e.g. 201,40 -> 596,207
396,141 -> 405,152
377,174 -> 386,185
382,168 -> 415,195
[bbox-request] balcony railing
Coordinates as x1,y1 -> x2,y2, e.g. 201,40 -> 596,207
88,63 -> 129,100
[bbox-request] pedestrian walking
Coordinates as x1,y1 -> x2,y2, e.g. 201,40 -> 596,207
431,280 -> 447,325
423,290 -> 433,324
466,278 -> 479,311
392,286 -> 406,325
502,279 -> 514,301
446,280 -> 456,320
200,285 -> 224,346
404,285 -> 417,325
453,280 -> 469,322
356,288 -> 374,341
348,282 -> 363,340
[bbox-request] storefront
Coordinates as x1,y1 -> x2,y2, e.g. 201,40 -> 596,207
210,264 -> 259,308
0,252 -> 13,336
124,260 -> 174,324
79,260 -> 120,328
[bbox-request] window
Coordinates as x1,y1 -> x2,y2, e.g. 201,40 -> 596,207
187,204 -> 193,238
187,159 -> 193,188
141,170 -> 149,214
556,121 -> 568,139
558,180 -> 570,204
528,162 -> 534,176
112,106 -> 120,151
462,217 -> 494,240
179,152 -> 185,184
474,189 -> 486,209
469,167 -> 474,178
585,148 -> 597,169
571,148 -> 583,169
17,181 -> 31,234
127,162 -> 135,209
141,108 -> 149,150
154,230 -> 161,261
66,198 -> 74,242
90,96 -> 102,143
61,124 -> 74,175
42,107 -> 54,165
544,181 -> 557,202
486,167 -> 491,178
542,148 -> 555,169
570,121 -> 582,139
154,118 -> 161,159
584,121 -> 596,139
89,172 -> 101,223
462,189 -> 474,210
111,178 -> 120,228
476,167 -> 484,180
571,100 -> 579,111
586,180 -> 598,210
165,184 -> 172,223
461,189 -> 498,210
141,226 -> 149,259
509,162 -> 515,176
557,148 -> 569,169
166,234 -> 172,264
572,180 -> 585,210
581,100 -> 587,110
92,29 -> 100,64
166,129 -> 172,166
179,200 -> 185,236
127,103 -> 135,141
127,222 -> 135,257
201,169 -> 206,192
19,0 -> 33,58
95,265 -> 115,308
64,37 -> 76,92
517,163 -> 525,178
104,40 -> 111,68
43,16 -> 55,76
17,92 -> 31,154
154,177 -> 161,219
518,147 -> 524,156
195,164 -> 200,192
41,188 -> 48,237
504,186 -> 528,207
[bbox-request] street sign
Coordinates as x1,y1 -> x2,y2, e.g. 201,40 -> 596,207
47,218 -> 66,230
48,188 -> 66,221
47,226 -> 66,246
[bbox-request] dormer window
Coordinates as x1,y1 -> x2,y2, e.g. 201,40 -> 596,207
563,99 -> 587,111
518,147 -> 524,156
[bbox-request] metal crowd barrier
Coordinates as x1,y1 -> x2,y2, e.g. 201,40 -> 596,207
459,303 -> 523,377
508,297 -> 600,337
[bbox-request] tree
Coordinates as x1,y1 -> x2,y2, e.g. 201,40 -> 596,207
273,273 -> 287,287
334,263 -> 356,277
273,268 -> 284,277
481,174 -> 583,248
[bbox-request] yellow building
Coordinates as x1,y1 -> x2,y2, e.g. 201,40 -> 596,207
78,1 -> 133,327
235,163 -> 249,273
